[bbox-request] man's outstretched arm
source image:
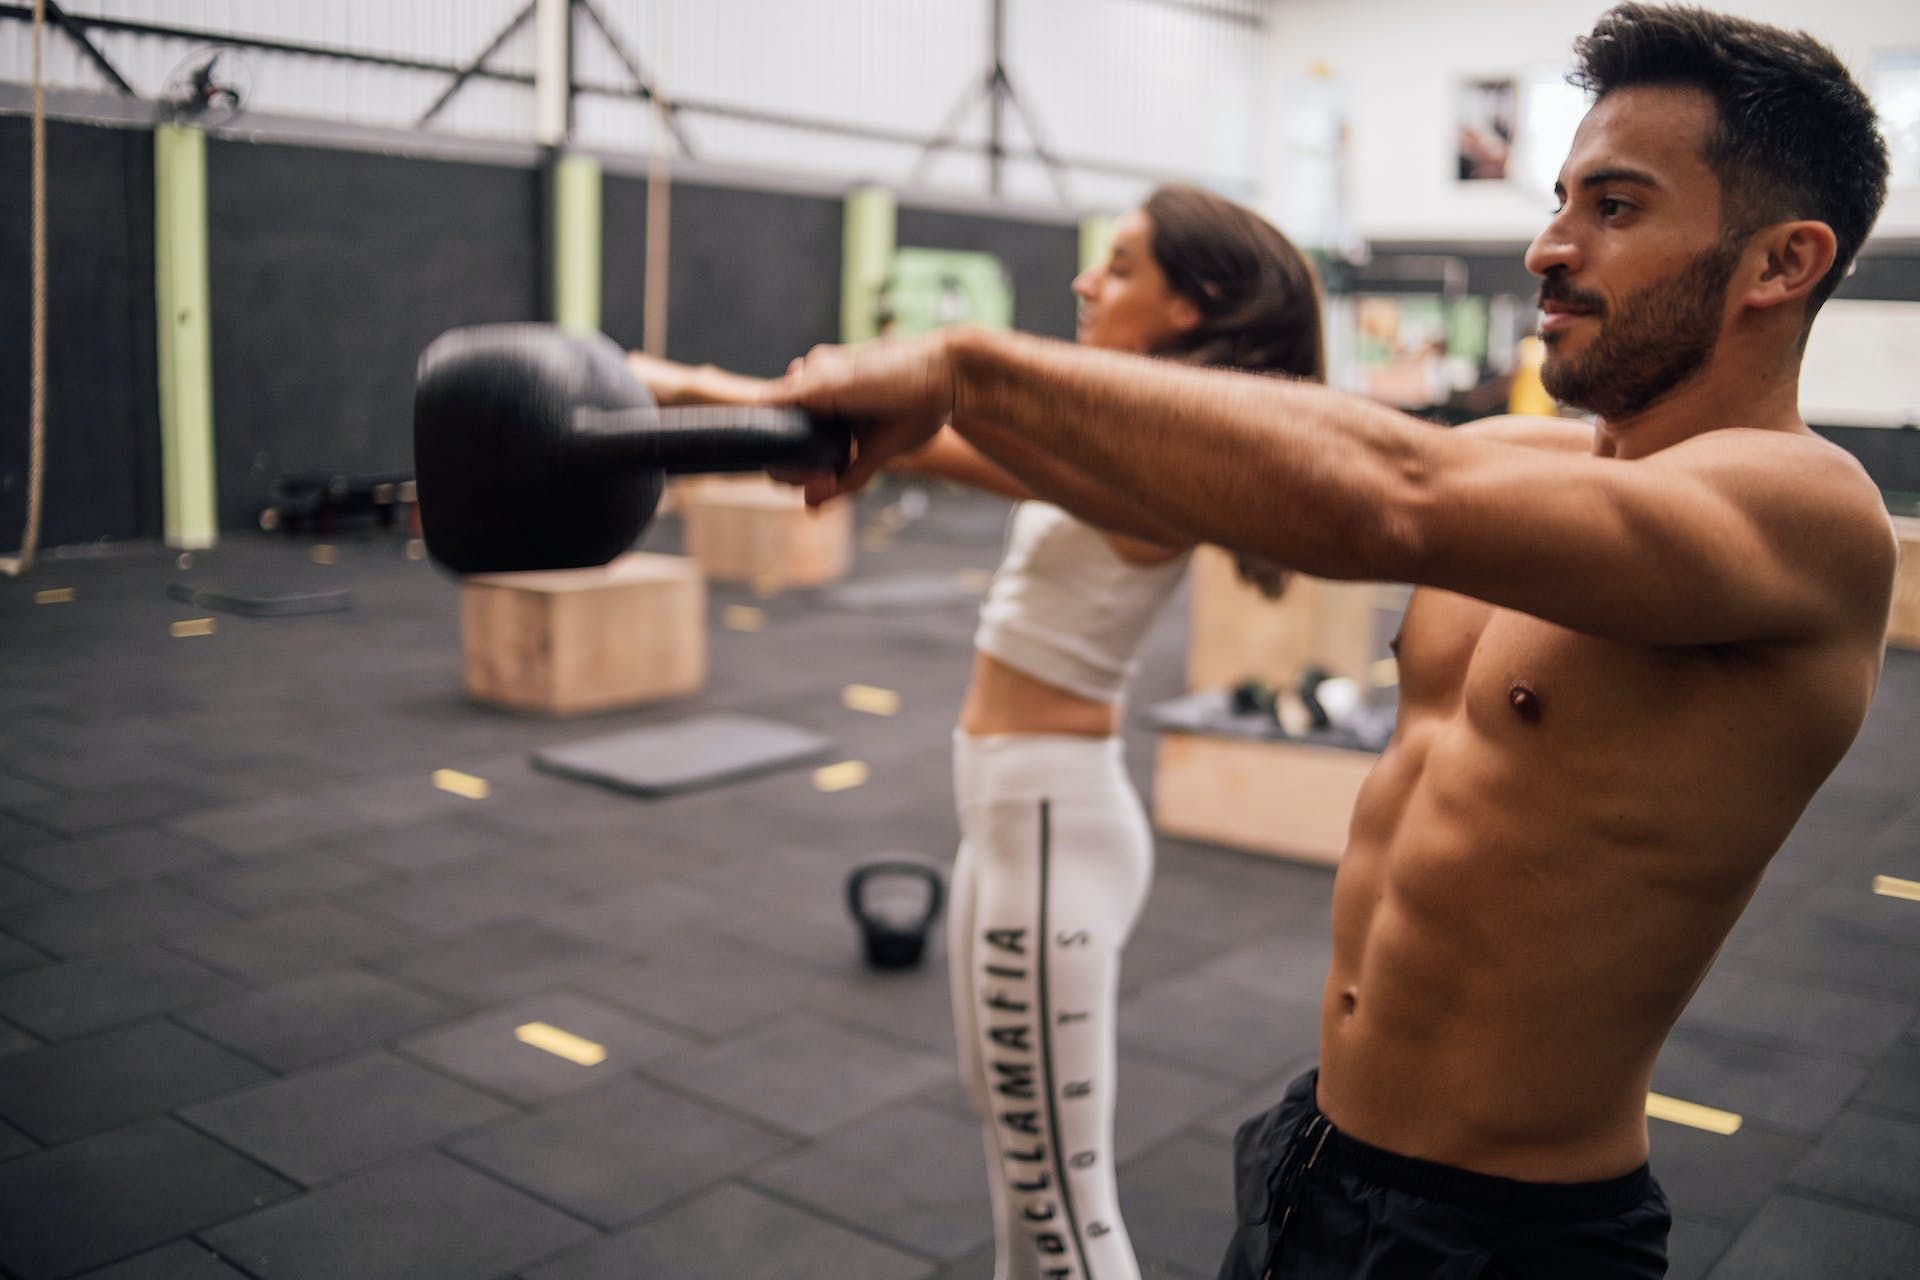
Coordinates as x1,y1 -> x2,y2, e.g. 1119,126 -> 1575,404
779,327 -> 1896,648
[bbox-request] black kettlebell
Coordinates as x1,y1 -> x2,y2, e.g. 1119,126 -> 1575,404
413,323 -> 850,575
845,859 -> 946,970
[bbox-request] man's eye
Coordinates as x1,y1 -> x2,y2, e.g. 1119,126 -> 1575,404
1598,197 -> 1627,217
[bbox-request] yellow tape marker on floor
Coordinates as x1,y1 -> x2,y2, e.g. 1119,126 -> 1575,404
1646,1092 -> 1741,1135
723,604 -> 766,632
35,587 -> 74,604
1371,657 -> 1400,688
432,769 -> 491,800
954,568 -> 992,594
312,544 -> 337,565
842,683 -> 901,717
814,760 -> 869,793
170,618 -> 216,638
1873,875 -> 1920,903
514,1021 -> 607,1067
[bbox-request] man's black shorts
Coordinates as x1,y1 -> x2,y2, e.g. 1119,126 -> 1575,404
1217,1069 -> 1670,1279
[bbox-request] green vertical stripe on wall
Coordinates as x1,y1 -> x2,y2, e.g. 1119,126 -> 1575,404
1079,214 -> 1116,275
841,186 -> 896,344
552,153 -> 603,334
154,123 -> 217,549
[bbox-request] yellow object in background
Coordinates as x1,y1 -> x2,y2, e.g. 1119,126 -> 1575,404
515,1021 -> 607,1067
814,760 -> 869,792
1508,335 -> 1557,417
1874,874 -> 1920,903
1646,1091 -> 1741,1135
432,768 -> 490,800
842,684 -> 901,717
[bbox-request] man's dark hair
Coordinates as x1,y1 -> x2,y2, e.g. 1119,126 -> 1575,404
1571,3 -> 1889,316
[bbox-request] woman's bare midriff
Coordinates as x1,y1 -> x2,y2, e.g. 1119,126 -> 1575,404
959,651 -> 1118,737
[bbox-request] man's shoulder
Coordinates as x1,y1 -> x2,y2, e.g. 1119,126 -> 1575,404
1666,426 -> 1897,628
1661,425 -> 1883,504
1455,414 -> 1593,453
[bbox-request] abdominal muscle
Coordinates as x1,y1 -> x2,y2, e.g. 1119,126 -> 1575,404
1314,715 -> 1768,1183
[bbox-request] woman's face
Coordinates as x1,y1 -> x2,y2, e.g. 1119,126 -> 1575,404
1072,208 -> 1201,354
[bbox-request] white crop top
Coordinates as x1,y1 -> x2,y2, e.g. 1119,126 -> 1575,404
973,501 -> 1190,703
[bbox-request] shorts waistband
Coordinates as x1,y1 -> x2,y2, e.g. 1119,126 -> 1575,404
1317,1122 -> 1654,1220
1276,1072 -> 1654,1222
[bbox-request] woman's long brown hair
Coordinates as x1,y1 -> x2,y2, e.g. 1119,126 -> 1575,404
1139,184 -> 1325,594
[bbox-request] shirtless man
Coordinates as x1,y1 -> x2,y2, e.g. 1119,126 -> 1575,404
771,6 -> 1896,1276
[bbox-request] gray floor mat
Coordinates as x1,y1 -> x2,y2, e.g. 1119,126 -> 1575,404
531,713 -> 834,797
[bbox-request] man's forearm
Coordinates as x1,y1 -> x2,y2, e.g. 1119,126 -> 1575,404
944,327 -> 1433,580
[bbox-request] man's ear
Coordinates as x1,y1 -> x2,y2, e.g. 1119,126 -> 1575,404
1742,220 -> 1839,312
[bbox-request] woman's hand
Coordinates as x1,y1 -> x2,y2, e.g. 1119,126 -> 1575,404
623,351 -> 703,406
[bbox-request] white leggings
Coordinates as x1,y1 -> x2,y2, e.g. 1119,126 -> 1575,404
949,731 -> 1154,1280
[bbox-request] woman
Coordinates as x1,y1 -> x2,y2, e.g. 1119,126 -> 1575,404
630,185 -> 1324,1279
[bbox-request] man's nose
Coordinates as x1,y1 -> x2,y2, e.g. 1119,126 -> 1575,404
1525,218 -> 1580,278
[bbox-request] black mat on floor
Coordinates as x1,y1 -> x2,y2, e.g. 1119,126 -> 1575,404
532,712 -> 833,798
166,580 -> 354,617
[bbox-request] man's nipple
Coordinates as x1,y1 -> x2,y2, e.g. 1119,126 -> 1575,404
1339,989 -> 1358,1017
1508,681 -> 1542,724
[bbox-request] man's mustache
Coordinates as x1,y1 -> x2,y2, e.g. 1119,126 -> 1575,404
1537,275 -> 1606,315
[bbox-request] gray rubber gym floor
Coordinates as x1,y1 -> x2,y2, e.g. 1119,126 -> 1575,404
1,488 -> 1916,1280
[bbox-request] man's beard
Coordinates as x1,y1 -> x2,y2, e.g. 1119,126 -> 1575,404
1539,239 -> 1742,420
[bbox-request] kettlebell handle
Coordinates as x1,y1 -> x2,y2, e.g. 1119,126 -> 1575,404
572,404 -> 851,475
845,860 -> 947,923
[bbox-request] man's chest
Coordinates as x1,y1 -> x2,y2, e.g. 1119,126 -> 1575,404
1391,589 -> 1725,737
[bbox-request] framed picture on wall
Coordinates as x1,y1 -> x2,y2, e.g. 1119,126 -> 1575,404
1456,78 -> 1517,181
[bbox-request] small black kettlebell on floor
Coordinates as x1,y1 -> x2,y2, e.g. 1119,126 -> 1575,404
846,859 -> 946,970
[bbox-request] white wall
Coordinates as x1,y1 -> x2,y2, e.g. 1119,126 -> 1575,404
0,0 -> 1267,210
1259,0 -> 1920,244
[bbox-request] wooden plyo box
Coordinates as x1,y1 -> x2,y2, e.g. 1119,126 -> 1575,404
678,476 -> 853,589
1891,516 -> 1920,650
1184,546 -> 1403,691
1155,546 -> 1400,866
1152,732 -> 1376,866
460,553 -> 706,715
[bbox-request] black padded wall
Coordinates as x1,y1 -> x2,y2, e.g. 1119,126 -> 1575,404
1824,245 -> 1920,489
895,204 -> 1080,340
205,140 -> 540,531
1817,427 -> 1920,495
0,118 -> 160,547
1837,246 -> 1920,304
599,171 -> 648,354
602,177 -> 843,376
